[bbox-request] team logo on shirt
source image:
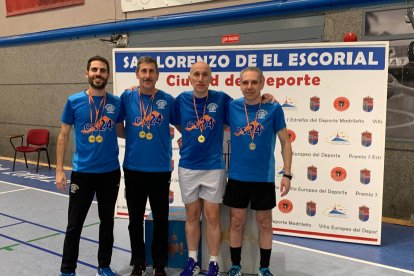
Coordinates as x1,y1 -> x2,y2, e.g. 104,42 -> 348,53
207,103 -> 218,113
234,121 -> 264,136
257,109 -> 267,119
81,116 -> 114,134
156,100 -> 167,110
133,111 -> 163,127
185,115 -> 216,131
105,104 -> 116,114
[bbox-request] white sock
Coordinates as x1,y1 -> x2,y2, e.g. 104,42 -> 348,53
189,251 -> 198,262
209,255 -> 219,263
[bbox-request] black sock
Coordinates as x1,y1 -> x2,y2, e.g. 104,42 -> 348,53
260,248 -> 271,268
230,247 -> 242,266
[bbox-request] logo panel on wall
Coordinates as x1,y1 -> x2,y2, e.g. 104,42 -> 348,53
307,165 -> 317,181
324,204 -> 347,218
278,199 -> 293,214
281,98 -> 297,111
363,96 -> 374,112
306,201 -> 317,217
308,129 -> 319,145
287,129 -> 296,143
359,205 -> 370,222
361,131 -> 372,147
328,132 -> 350,145
310,96 -> 320,112
333,97 -> 350,111
360,168 -> 371,184
331,167 -> 347,182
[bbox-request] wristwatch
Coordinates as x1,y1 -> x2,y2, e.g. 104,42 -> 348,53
283,174 -> 292,180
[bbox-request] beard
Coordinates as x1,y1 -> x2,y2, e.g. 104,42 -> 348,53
88,75 -> 107,89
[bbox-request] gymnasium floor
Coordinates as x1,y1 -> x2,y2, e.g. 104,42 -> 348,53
0,159 -> 413,276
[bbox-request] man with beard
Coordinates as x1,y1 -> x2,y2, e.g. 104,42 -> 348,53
56,56 -> 122,276
116,56 -> 177,276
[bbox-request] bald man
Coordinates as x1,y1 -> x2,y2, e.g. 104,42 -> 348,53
175,62 -> 231,276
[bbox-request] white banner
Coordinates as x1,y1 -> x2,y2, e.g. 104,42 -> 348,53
121,0 -> 212,12
113,42 -> 388,245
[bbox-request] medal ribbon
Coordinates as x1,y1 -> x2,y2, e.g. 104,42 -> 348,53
139,90 -> 156,133
88,91 -> 106,138
192,93 -> 209,137
243,100 -> 262,143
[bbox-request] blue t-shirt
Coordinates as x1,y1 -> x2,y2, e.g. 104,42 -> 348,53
120,88 -> 177,172
61,91 -> 122,173
228,98 -> 286,182
175,90 -> 232,170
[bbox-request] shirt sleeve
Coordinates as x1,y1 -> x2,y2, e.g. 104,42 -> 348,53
61,99 -> 74,125
174,95 -> 182,126
118,92 -> 127,123
223,92 -> 233,126
274,104 -> 287,133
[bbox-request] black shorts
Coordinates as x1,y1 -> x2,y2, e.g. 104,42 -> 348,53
223,178 -> 276,210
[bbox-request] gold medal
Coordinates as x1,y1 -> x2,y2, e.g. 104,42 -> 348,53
249,142 -> 256,150
96,135 -> 103,143
139,130 -> 146,139
198,135 -> 205,143
88,135 -> 96,143
146,132 -> 153,140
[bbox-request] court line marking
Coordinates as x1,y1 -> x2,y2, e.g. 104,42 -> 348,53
0,180 -> 97,203
0,187 -> 30,195
0,232 -> 97,270
1,179 -> 412,274
274,240 -> 414,274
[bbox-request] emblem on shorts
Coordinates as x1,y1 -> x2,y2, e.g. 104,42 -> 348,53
70,183 -> 79,193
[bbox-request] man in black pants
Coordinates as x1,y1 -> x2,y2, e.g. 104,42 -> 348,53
117,56 -> 178,276
56,56 -> 122,276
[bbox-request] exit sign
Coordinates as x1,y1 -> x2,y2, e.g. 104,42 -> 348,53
222,34 -> 240,44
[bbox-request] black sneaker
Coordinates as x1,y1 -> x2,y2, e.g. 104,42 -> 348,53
131,265 -> 147,276
154,267 -> 167,276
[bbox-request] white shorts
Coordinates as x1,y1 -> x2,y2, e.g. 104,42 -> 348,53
178,167 -> 226,204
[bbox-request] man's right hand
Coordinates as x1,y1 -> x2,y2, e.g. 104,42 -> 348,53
56,171 -> 67,193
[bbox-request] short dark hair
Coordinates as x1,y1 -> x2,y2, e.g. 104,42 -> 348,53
240,66 -> 264,84
87,56 -> 110,73
136,56 -> 159,73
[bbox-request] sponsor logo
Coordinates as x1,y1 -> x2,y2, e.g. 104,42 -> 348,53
308,129 -> 319,145
359,205 -> 369,222
361,131 -> 372,147
281,98 -> 297,111
306,201 -> 317,217
307,165 -> 317,181
288,129 -> 296,143
333,97 -> 350,111
278,199 -> 293,214
324,204 -> 347,218
363,96 -> 374,112
310,96 -> 320,112
360,168 -> 371,185
331,167 -> 347,182
328,132 -> 350,145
